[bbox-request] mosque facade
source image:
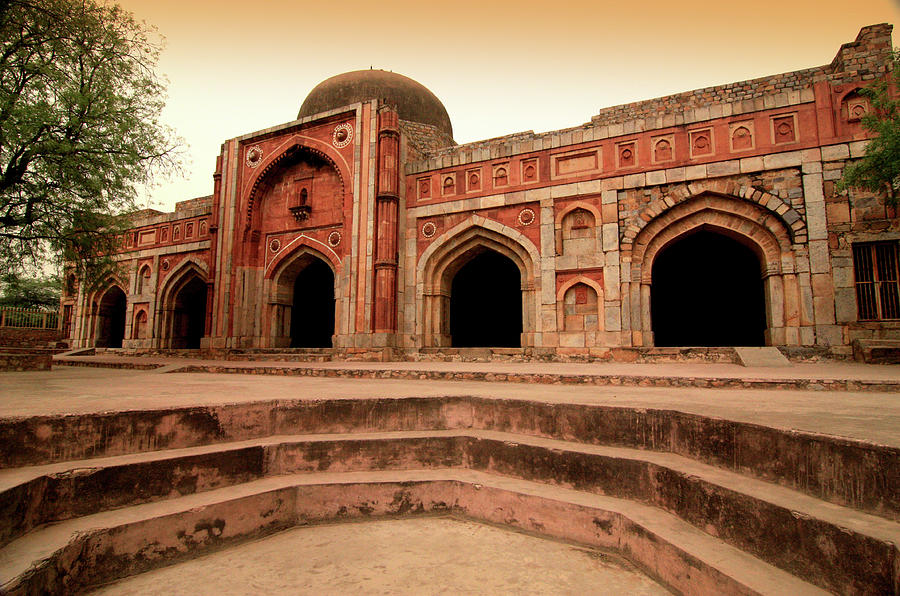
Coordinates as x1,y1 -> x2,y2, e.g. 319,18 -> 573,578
62,24 -> 900,357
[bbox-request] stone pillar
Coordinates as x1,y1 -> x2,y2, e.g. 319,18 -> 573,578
373,108 -> 400,334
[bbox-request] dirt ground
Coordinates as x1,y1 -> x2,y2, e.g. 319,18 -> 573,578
88,516 -> 670,595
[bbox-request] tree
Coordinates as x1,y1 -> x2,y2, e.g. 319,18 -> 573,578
837,53 -> 900,205
0,271 -> 60,308
0,0 -> 181,281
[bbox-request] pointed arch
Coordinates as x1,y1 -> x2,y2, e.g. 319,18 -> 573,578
265,234 -> 341,280
623,192 -> 802,347
416,215 -> 542,347
244,136 -> 350,231
156,257 -> 209,348
556,276 -> 604,336
263,241 -> 339,348
622,179 -> 807,249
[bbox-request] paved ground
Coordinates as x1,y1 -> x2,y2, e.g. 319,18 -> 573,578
2,363 -> 900,445
88,516 -> 669,595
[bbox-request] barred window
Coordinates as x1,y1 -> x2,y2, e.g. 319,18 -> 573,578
853,242 -> 900,320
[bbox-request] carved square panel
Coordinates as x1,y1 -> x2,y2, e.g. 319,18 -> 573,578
729,121 -> 755,152
616,141 -> 637,168
417,177 -> 432,200
847,98 -> 869,122
651,135 -> 675,164
689,128 -> 714,157
770,113 -> 797,145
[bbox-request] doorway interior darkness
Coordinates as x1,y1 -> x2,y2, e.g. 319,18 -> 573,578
172,277 -> 207,349
290,258 -> 335,347
651,229 -> 766,347
450,250 -> 522,347
97,286 -> 126,348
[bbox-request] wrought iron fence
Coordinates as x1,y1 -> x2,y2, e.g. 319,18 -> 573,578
0,307 -> 60,329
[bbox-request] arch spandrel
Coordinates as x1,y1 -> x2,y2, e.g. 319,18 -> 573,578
265,235 -> 341,282
621,181 -> 806,249
628,194 -> 795,284
417,215 -> 541,291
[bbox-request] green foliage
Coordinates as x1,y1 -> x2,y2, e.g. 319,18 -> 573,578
0,272 -> 60,308
837,53 -> 900,204
0,0 -> 182,281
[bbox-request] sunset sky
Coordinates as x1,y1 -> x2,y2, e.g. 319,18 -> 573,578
116,0 -> 900,211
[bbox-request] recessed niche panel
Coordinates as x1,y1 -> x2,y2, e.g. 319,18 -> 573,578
551,148 -> 601,179
651,135 -> 675,163
521,158 -> 539,184
493,163 -> 510,187
689,128 -> 714,158
616,142 -> 637,168
441,173 -> 456,196
466,168 -> 481,192
138,230 -> 156,246
729,121 -> 755,152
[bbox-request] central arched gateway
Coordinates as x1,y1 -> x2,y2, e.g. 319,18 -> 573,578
290,258 -> 334,347
450,250 -> 522,347
267,247 -> 338,348
651,229 -> 766,346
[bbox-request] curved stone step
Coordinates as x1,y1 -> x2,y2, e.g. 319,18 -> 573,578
1,430 -> 897,593
0,470 -> 828,596
3,396 -> 897,521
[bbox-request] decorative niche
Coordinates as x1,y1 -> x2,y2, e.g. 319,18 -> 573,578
729,121 -> 755,152
689,128 -> 714,157
289,176 -> 313,222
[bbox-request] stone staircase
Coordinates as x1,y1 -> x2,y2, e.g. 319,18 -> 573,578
1,396 -> 897,594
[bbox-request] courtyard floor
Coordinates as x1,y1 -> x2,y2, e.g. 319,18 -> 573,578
2,357 -> 899,445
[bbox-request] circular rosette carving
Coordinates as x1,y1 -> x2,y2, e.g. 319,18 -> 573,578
517,208 -> 536,226
269,239 -> 281,253
245,146 -> 263,168
421,222 -> 437,238
332,123 -> 353,148
327,231 -> 342,247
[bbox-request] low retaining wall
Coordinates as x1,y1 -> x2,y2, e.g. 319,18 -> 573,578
0,350 -> 51,372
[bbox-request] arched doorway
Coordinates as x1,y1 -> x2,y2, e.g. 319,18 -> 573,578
171,276 -> 207,348
651,229 -> 766,346
450,250 -> 522,347
96,286 -> 126,348
290,258 -> 335,347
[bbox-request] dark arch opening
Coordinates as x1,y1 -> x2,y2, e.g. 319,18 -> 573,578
651,229 -> 766,347
97,286 -> 126,348
450,250 -> 522,347
172,276 -> 207,349
291,258 -> 335,347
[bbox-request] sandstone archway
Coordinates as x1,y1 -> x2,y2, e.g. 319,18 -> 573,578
95,285 -> 126,348
267,245 -> 338,348
626,193 -> 801,347
417,217 -> 540,348
157,260 -> 208,349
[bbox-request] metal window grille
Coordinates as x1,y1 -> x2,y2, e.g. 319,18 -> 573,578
853,242 -> 900,320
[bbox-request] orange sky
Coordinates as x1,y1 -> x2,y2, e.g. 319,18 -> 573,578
115,0 -> 900,210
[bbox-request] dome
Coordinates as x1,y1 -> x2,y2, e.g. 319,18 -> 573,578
298,70 -> 453,138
